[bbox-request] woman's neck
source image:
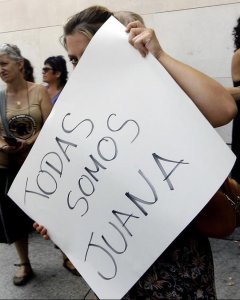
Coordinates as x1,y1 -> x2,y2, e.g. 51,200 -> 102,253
7,77 -> 28,94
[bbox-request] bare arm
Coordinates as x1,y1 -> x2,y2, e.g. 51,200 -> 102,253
40,85 -> 53,123
24,85 -> 52,146
126,21 -> 237,128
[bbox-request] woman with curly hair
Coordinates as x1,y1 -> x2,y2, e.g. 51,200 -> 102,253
42,55 -> 68,104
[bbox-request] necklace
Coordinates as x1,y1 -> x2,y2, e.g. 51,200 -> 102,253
16,100 -> 21,108
6,81 -> 30,114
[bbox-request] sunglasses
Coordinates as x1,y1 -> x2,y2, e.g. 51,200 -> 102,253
42,67 -> 53,73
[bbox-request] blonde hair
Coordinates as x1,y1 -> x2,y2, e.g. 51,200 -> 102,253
62,6 -> 113,49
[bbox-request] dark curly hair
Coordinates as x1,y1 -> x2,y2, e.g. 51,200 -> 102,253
44,55 -> 68,88
233,17 -> 240,52
23,57 -> 35,82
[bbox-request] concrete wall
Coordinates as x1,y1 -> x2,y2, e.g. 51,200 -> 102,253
0,0 -> 239,142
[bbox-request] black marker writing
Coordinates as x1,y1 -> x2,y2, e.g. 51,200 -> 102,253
107,113 -> 140,143
67,191 -> 88,216
62,113 -> 94,137
152,153 -> 189,190
126,169 -> 158,216
85,232 -> 117,280
112,210 -> 139,237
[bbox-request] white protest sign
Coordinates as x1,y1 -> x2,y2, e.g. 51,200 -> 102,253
9,17 -> 235,299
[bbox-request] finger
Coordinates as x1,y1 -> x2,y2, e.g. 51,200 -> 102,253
35,225 -> 44,233
40,227 -> 47,236
132,36 -> 150,57
43,234 -> 49,240
126,20 -> 145,32
128,27 -> 145,41
33,222 -> 38,229
128,31 -> 149,57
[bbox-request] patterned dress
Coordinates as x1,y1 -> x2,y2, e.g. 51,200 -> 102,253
123,223 -> 216,300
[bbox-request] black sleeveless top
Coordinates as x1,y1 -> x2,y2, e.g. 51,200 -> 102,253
231,80 -> 240,182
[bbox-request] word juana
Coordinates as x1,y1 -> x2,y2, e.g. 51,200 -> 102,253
84,153 -> 189,280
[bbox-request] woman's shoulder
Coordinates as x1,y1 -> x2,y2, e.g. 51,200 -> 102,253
28,83 -> 50,106
28,83 -> 49,99
28,82 -> 46,92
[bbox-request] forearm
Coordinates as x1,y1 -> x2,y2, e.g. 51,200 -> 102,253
157,52 -> 237,127
126,22 -> 237,127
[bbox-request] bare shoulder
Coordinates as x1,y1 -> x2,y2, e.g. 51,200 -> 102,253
28,83 -> 49,98
28,82 -> 46,92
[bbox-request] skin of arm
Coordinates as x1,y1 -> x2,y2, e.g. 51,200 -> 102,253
126,21 -> 237,128
23,85 -> 52,147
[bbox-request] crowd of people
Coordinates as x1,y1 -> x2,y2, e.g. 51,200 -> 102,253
0,4 -> 239,300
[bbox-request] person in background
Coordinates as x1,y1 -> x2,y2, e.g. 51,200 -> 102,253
231,17 -> 240,183
34,6 -> 237,299
0,43 -> 52,286
23,58 -> 35,82
42,55 -> 68,105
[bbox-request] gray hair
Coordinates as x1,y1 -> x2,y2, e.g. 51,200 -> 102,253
0,43 -> 22,61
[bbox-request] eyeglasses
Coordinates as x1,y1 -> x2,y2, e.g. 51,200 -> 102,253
42,67 -> 53,73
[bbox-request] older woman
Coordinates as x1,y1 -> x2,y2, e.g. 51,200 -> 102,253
0,44 -> 52,286
35,6 -> 237,299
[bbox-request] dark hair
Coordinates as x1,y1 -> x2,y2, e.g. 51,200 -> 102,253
233,17 -> 240,51
23,57 -> 35,82
62,6 -> 113,48
44,55 -> 68,87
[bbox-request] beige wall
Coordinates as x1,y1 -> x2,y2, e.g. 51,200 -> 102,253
0,0 -> 239,142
